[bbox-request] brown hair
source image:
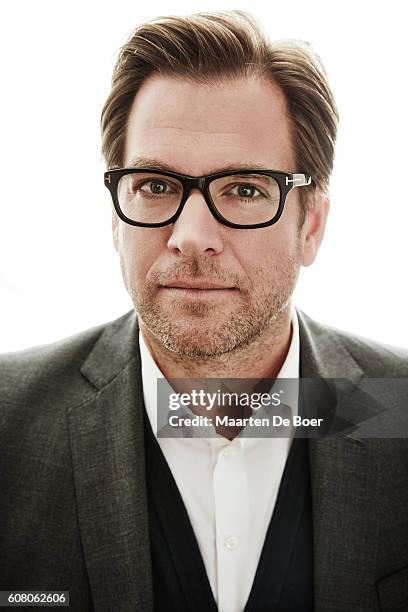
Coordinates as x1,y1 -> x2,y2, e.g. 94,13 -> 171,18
101,10 -> 339,212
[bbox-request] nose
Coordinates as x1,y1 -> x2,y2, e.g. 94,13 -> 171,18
166,188 -> 224,257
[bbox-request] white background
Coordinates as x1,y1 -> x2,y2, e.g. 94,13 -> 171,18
1,0 -> 407,353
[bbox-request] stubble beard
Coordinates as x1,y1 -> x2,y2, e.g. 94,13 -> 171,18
123,251 -> 301,359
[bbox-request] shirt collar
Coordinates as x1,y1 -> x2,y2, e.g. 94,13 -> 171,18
140,305 -> 300,442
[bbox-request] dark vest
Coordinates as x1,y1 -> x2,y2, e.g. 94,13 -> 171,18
144,410 -> 314,611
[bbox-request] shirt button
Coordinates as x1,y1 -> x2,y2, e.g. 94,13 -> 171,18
222,449 -> 230,458
225,536 -> 238,551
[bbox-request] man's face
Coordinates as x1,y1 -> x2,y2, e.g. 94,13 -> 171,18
113,75 -> 324,357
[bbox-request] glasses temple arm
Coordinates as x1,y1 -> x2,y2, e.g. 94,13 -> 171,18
285,174 -> 312,187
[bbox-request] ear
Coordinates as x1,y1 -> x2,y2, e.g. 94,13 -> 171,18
300,189 -> 330,267
112,207 -> 119,253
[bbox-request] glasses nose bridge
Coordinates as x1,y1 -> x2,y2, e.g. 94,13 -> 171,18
184,176 -> 207,198
182,175 -> 211,211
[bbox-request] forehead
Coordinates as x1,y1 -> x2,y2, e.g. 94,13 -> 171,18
124,74 -> 296,175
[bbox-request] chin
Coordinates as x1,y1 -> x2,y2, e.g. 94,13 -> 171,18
160,321 -> 232,356
146,314 -> 268,359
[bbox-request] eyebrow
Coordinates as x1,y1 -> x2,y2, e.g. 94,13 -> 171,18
126,156 -> 273,175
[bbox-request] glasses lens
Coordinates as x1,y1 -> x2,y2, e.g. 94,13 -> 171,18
209,174 -> 281,225
117,172 -> 183,224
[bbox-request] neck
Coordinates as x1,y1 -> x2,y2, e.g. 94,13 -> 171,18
140,304 -> 293,380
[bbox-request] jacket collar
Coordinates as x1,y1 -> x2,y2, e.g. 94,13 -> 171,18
297,308 -> 364,381
80,309 -> 139,390
80,307 -> 365,388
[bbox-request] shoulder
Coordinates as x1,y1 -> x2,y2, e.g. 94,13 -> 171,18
297,309 -> 408,378
297,310 -> 408,439
0,310 -> 136,417
0,320 -> 103,396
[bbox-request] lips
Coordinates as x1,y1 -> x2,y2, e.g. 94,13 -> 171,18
161,280 -> 236,290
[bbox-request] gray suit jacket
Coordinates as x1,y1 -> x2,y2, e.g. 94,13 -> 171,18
1,309 -> 408,612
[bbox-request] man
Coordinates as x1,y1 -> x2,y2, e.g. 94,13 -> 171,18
1,10 -> 408,612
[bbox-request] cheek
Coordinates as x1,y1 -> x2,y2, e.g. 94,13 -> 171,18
119,225 -> 167,280
236,225 -> 293,267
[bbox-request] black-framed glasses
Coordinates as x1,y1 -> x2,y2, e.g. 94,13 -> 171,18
104,167 -> 312,229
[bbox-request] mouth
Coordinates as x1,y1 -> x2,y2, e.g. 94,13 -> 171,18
160,280 -> 236,290
159,280 -> 238,299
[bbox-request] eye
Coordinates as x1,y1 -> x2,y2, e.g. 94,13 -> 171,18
232,184 -> 260,198
227,183 -> 265,200
135,179 -> 172,195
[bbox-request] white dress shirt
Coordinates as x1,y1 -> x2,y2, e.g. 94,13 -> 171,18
139,307 -> 300,612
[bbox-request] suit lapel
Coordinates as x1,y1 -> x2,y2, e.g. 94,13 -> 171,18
297,310 -> 380,611
67,311 -> 153,611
